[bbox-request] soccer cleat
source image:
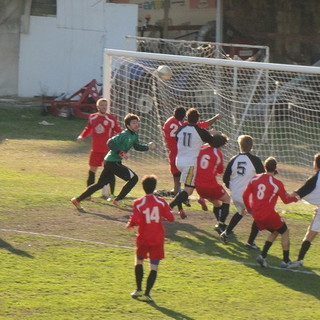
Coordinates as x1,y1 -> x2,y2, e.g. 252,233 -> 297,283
256,255 -> 268,268
245,243 -> 260,250
106,194 -> 116,202
280,261 -> 292,269
214,224 -> 223,235
183,198 -> 191,207
112,199 -> 129,209
214,223 -> 226,235
220,231 -> 228,244
198,197 -> 208,211
71,197 -> 84,211
131,290 -> 143,299
179,209 -> 187,219
287,260 -> 303,269
143,295 -> 154,303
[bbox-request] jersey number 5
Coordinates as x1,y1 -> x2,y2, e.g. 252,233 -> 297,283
237,161 -> 247,175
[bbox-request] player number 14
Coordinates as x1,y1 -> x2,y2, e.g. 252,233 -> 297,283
143,207 -> 160,223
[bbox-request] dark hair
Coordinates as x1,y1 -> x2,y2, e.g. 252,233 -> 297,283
314,153 -> 320,169
238,135 -> 253,153
210,133 -> 229,148
264,157 -> 277,174
142,175 -> 157,194
124,113 -> 140,128
187,108 -> 199,124
174,106 -> 186,120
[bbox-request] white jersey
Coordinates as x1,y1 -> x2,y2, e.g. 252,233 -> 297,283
176,124 -> 213,168
223,153 -> 264,210
296,171 -> 320,207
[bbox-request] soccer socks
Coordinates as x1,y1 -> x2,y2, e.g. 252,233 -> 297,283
170,190 -> 189,209
247,221 -> 259,244
220,203 -> 230,223
261,240 -> 273,258
145,270 -> 157,296
283,250 -> 290,263
116,174 -> 138,200
109,174 -> 116,195
213,206 -> 221,221
135,264 -> 143,292
87,170 -> 95,186
226,212 -> 243,234
298,240 -> 311,261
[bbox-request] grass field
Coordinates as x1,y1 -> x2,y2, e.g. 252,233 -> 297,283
0,104 -> 319,319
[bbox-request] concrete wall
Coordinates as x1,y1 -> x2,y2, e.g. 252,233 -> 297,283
18,2 -> 138,97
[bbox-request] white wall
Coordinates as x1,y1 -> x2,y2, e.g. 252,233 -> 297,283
18,2 -> 138,97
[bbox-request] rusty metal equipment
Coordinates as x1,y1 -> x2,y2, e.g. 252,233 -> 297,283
42,79 -> 101,119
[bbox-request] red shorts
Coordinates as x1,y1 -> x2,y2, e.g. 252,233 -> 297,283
196,184 -> 226,202
89,151 -> 107,167
253,211 -> 285,231
168,150 -> 180,176
136,243 -> 165,260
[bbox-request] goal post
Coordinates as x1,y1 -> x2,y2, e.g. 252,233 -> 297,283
103,48 -> 320,188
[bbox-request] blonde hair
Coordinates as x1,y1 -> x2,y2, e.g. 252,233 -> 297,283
96,98 -> 107,106
238,135 -> 253,153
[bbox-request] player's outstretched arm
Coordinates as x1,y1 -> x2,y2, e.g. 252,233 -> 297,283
205,113 -> 222,127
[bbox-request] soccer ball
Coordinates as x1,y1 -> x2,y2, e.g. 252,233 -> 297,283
157,65 -> 172,80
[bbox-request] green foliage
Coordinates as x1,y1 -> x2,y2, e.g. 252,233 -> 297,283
0,105 -> 319,319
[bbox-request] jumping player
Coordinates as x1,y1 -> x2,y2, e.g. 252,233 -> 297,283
126,175 -> 174,303
169,108 -> 215,218
163,106 -> 221,196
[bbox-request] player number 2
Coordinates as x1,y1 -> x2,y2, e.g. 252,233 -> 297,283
257,184 -> 266,199
169,123 -> 178,137
143,207 -> 160,223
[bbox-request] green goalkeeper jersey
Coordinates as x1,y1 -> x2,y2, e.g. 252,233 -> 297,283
105,129 -> 149,162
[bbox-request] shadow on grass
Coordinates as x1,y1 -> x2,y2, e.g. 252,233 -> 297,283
149,302 -> 196,320
247,261 -> 320,300
0,238 -> 34,258
164,217 -> 249,259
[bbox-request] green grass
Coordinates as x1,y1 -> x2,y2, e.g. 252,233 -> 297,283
0,104 -> 319,319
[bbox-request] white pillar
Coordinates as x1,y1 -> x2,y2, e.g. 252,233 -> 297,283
216,0 -> 223,43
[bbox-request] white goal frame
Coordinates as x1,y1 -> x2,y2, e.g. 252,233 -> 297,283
104,48 -> 320,188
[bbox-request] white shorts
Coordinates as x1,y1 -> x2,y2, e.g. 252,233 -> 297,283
177,164 -> 196,187
310,207 -> 320,232
232,199 -> 246,213
231,188 -> 246,213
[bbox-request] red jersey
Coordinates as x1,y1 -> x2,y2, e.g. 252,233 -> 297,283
242,173 -> 296,219
163,116 -> 184,153
79,113 -> 121,153
163,117 -> 209,152
195,145 -> 224,188
128,194 -> 174,246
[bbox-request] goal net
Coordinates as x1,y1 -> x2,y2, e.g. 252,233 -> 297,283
125,36 -> 269,62
104,49 -> 320,191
